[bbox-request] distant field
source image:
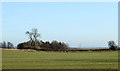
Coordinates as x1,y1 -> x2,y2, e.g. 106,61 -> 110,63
2,50 -> 118,69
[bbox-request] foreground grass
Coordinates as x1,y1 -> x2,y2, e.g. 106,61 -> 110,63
2,50 -> 118,69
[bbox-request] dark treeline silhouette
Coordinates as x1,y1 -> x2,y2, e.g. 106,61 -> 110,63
17,40 -> 69,51
0,41 -> 14,49
3,28 -> 118,51
17,28 -> 69,51
108,41 -> 118,50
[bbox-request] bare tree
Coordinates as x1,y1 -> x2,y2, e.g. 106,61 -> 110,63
26,31 -> 33,41
32,28 -> 40,46
26,28 -> 40,47
26,31 -> 33,46
32,28 -> 40,41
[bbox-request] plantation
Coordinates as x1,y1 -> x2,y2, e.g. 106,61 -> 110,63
2,50 -> 118,69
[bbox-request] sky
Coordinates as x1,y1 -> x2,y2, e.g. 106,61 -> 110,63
1,0 -> 119,2
2,2 -> 118,47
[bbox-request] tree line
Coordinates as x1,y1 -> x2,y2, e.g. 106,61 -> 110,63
0,41 -> 14,49
17,28 -> 69,51
17,40 -> 69,51
0,28 -> 118,51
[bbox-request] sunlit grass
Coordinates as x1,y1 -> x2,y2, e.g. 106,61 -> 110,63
2,50 -> 118,69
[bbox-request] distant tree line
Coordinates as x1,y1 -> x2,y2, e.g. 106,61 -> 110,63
17,28 -> 119,51
2,28 -> 117,51
17,28 -> 69,51
0,41 -> 14,49
17,40 -> 69,51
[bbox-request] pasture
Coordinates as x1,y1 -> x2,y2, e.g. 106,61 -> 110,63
2,50 -> 118,69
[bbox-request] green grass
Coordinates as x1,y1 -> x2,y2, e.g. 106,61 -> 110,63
2,50 -> 118,69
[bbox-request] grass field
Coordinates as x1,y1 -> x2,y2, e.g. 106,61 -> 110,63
2,50 -> 118,69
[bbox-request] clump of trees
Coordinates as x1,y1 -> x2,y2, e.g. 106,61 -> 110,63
17,40 -> 69,51
0,41 -> 14,49
17,28 -> 69,51
108,41 -> 117,50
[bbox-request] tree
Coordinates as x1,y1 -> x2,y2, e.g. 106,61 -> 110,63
32,28 -> 40,46
0,41 -> 14,49
0,42 -> 2,48
26,31 -> 33,41
32,28 -> 40,41
51,41 -> 69,51
3,41 -> 6,48
7,42 -> 11,49
51,41 -> 60,50
108,41 -> 117,50
7,42 -> 14,49
26,31 -> 33,46
58,42 -> 69,51
61,42 -> 69,49
26,28 -> 40,47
